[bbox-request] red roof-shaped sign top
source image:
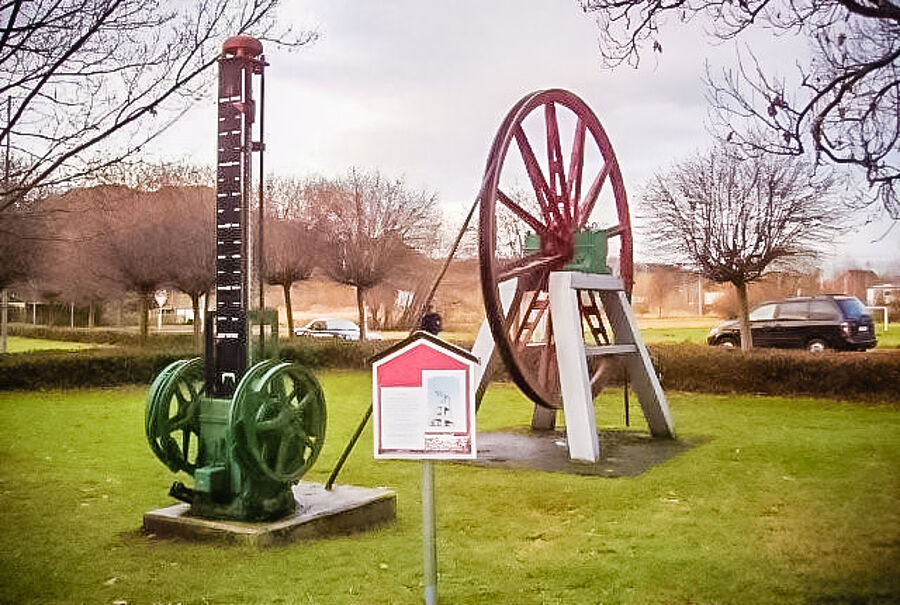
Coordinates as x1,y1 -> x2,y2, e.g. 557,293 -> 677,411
371,331 -> 478,388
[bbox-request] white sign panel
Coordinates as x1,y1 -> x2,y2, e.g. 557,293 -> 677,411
372,337 -> 477,460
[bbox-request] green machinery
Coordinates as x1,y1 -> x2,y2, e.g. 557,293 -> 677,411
146,358 -> 325,521
144,36 -> 326,522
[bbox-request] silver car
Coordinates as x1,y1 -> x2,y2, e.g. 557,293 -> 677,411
294,318 -> 382,341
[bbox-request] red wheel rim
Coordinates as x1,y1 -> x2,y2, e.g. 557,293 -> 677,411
478,89 -> 633,409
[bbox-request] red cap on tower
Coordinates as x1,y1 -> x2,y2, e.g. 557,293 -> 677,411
222,35 -> 263,58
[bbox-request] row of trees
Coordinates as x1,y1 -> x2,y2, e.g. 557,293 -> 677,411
0,168 -> 439,351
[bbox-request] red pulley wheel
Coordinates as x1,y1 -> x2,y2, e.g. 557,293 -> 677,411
477,89 -> 633,409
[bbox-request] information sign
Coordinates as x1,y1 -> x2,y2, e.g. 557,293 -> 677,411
371,332 -> 478,460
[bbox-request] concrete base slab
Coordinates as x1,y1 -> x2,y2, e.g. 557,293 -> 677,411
143,482 -> 395,548
468,429 -> 700,477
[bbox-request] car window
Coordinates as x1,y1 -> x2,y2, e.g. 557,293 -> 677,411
310,321 -> 326,331
835,297 -> 867,319
749,303 -> 776,321
776,301 -> 808,320
328,319 -> 358,331
809,300 -> 839,320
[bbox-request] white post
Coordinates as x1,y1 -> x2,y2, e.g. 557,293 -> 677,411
422,460 -> 437,605
472,279 -> 518,389
866,306 -> 889,332
698,275 -> 703,316
548,272 -> 600,462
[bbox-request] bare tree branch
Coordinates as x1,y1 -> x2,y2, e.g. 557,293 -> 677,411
0,0 -> 316,212
578,0 -> 900,219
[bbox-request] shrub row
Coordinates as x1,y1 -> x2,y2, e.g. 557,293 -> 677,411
8,323 -> 195,348
0,338 -> 390,391
649,344 -> 900,403
2,339 -> 897,403
0,349 -> 186,390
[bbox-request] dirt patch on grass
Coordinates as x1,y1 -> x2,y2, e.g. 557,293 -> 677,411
467,428 -> 702,477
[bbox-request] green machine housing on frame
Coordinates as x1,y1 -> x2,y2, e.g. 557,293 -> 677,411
525,229 -> 611,275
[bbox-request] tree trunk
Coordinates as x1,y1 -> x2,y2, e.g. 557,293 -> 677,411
88,303 -> 95,329
139,293 -> 149,346
191,292 -> 202,353
735,281 -> 753,351
357,286 -> 367,341
282,282 -> 295,339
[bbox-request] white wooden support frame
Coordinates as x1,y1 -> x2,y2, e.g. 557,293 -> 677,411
550,272 -> 675,462
472,272 -> 675,464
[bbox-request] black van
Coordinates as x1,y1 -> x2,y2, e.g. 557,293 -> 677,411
707,295 -> 877,352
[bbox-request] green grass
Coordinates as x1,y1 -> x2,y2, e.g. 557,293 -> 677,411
0,374 -> 897,604
639,326 -> 713,344
3,336 -> 99,353
875,323 -> 900,348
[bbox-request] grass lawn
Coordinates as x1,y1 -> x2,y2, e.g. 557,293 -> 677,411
0,374 -> 897,604
3,336 -> 98,353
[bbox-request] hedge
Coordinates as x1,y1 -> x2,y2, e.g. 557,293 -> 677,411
8,323 -> 195,348
650,344 -> 899,404
1,339 -> 897,403
0,349 -> 187,390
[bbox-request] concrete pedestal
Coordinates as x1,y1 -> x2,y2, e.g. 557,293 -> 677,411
143,482 -> 396,548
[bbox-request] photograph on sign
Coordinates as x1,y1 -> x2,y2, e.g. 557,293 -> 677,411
424,370 -> 465,433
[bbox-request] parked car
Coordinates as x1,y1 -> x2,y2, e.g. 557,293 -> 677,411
294,318 -> 382,341
707,295 -> 877,352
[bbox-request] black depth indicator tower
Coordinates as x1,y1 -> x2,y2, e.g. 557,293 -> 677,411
212,35 -> 264,396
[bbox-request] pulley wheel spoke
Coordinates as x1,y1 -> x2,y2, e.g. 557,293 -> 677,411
497,253 -> 563,283
497,189 -> 546,234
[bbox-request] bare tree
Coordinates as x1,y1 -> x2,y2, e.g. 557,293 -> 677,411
308,170 -> 440,340
161,186 -> 215,352
641,144 -> 843,350
0,0 -> 314,211
638,265 -> 683,318
0,202 -> 42,351
264,218 -> 317,338
577,0 -> 900,219
93,186 -> 178,344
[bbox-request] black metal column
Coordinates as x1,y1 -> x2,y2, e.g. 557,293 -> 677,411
213,55 -> 254,397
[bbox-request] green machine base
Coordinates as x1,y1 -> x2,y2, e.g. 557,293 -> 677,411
146,359 -> 326,522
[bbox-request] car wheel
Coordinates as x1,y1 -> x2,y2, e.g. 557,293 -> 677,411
806,338 -> 828,353
717,337 -> 738,349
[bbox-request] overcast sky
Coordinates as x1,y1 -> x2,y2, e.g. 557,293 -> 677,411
156,0 -> 898,274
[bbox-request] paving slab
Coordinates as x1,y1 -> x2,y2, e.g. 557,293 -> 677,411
143,482 -> 395,548
469,429 -> 700,477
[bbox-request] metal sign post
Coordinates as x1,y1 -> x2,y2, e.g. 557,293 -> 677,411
371,332 -> 478,604
423,460 -> 437,605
